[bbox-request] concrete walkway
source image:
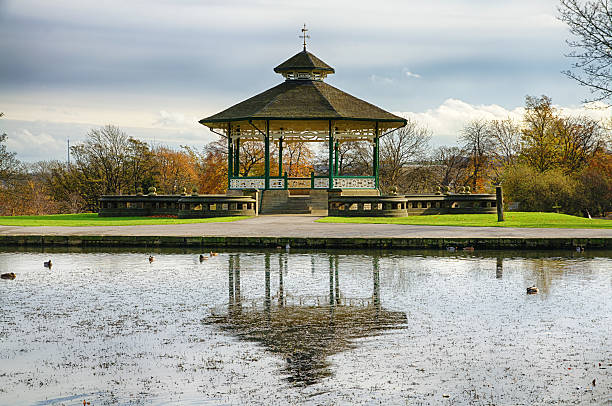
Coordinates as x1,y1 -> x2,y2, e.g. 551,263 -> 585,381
0,215 -> 610,239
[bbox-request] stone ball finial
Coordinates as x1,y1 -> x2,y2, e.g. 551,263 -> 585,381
389,186 -> 398,196
181,187 -> 187,196
465,185 -> 471,194
148,186 -> 157,196
191,186 -> 199,196
136,187 -> 143,196
443,185 -> 450,194
435,186 -> 442,195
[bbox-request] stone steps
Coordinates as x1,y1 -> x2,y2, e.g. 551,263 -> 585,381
260,191 -> 312,214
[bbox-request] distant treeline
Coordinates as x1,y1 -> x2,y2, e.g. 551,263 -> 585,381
1,95 -> 610,216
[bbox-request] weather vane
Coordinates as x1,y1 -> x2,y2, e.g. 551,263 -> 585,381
300,24 -> 310,51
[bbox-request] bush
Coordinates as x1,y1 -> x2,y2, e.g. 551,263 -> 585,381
502,164 -> 578,213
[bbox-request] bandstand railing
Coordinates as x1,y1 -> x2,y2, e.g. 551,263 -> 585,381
228,173 -> 377,190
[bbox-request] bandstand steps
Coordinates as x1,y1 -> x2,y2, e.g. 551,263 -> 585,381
260,193 -> 311,214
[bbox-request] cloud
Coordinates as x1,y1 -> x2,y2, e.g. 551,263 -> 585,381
152,110 -> 200,131
369,74 -> 394,85
396,99 -> 612,147
402,68 -> 421,79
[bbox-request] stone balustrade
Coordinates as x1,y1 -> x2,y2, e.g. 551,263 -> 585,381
329,193 -> 498,217
99,195 -> 256,218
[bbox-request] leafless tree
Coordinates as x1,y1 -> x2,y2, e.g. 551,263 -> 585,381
558,0 -> 612,102
460,119 -> 494,191
432,146 -> 468,188
488,118 -> 522,182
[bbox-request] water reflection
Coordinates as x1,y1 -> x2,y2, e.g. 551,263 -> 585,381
208,253 -> 407,386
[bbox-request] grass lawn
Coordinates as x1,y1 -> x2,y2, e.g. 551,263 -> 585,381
317,212 -> 612,229
0,213 -> 251,227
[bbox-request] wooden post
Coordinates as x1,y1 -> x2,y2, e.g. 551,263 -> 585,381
328,121 -> 334,189
496,185 -> 504,222
264,120 -> 270,190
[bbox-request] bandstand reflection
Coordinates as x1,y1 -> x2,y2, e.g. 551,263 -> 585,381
207,253 -> 407,385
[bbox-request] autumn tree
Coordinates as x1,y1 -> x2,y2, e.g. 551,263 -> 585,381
558,0 -> 612,101
151,146 -> 199,194
553,114 -> 606,174
281,141 -> 314,177
520,96 -> 561,172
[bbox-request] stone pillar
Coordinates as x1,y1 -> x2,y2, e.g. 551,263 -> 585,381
496,185 -> 504,222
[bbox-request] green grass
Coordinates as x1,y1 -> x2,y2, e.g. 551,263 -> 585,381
0,213 -> 251,227
317,212 -> 612,229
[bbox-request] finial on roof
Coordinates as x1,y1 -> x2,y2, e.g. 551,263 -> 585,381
300,24 -> 310,51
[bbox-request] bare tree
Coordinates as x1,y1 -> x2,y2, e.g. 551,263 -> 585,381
378,119 -> 431,192
558,0 -> 612,102
488,118 -> 522,182
460,119 -> 494,191
0,113 -> 22,183
432,146 -> 469,188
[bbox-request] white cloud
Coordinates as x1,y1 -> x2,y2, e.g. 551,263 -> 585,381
369,74 -> 394,85
397,99 -> 612,147
402,68 -> 421,79
152,110 -> 200,131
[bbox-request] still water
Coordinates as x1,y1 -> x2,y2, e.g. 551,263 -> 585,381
0,248 -> 611,405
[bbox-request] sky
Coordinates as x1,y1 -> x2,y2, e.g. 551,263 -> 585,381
0,0 -> 610,162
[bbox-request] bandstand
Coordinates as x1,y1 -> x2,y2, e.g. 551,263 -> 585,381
97,30 -> 501,218
199,31 -> 407,213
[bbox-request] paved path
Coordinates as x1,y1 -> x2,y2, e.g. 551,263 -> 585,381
0,215 -> 610,239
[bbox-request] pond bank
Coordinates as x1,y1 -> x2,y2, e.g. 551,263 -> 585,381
0,234 -> 610,250
0,215 -> 610,250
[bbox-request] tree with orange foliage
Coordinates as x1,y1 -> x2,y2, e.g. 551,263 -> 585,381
151,146 -> 199,194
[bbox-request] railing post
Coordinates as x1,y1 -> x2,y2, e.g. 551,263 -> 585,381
310,171 -> 315,189
284,171 -> 288,190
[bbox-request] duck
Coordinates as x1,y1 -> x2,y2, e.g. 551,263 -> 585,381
199,254 -> 208,262
526,285 -> 539,294
462,247 -> 475,252
210,252 -> 218,257
44,259 -> 52,268
575,246 -> 585,252
1,272 -> 16,280
446,247 -> 456,252
149,255 -> 155,263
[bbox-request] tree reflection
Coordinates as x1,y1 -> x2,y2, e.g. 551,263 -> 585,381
207,253 -> 407,386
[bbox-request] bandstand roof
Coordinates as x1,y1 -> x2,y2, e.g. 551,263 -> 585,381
199,48 -> 407,139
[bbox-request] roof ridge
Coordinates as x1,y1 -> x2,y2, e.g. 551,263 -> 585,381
310,81 -> 340,116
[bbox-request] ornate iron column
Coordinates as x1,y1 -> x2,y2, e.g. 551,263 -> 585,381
264,120 -> 270,189
328,120 -> 334,189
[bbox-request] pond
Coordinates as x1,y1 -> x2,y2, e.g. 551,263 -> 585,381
0,248 -> 610,405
